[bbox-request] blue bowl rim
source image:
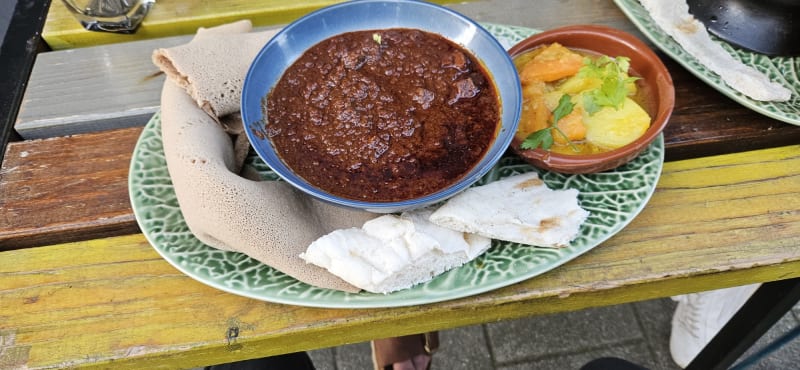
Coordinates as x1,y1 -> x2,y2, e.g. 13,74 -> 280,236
241,0 -> 522,211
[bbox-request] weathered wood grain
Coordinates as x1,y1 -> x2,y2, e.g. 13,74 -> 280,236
1,1 -> 793,368
16,33 -> 183,140
3,115 -> 800,251
28,0 -> 622,139
20,0 -> 800,155
0,126 -> 143,250
448,0 -> 641,35
43,0 -> 344,49
43,0 -> 467,50
1,145 -> 798,369
660,57 -> 800,159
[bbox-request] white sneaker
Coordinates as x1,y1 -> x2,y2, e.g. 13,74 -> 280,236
669,284 -> 761,368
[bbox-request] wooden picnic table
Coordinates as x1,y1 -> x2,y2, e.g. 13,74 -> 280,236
1,0 -> 799,369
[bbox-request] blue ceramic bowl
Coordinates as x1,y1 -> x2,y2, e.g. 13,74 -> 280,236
241,0 -> 521,213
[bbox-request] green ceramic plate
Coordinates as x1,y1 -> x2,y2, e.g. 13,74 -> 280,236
128,25 -> 664,308
614,0 -> 800,125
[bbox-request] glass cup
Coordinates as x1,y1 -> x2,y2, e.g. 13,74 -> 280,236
61,0 -> 155,34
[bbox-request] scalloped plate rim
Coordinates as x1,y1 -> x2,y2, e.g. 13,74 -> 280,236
613,0 -> 799,126
128,23 -> 665,309
129,114 -> 664,308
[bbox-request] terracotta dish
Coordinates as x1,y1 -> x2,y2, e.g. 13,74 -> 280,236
508,24 -> 674,174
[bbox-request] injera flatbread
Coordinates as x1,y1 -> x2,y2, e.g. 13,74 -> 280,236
155,22 -> 376,292
639,0 -> 791,102
153,20 -> 279,119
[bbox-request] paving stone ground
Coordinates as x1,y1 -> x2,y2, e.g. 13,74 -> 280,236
306,297 -> 800,370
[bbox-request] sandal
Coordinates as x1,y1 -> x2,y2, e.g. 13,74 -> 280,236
371,332 -> 439,370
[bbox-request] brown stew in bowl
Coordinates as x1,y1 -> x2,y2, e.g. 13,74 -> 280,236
264,28 -> 500,202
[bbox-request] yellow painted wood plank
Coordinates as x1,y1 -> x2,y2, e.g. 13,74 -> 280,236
1,145 -> 799,369
43,0 -> 468,50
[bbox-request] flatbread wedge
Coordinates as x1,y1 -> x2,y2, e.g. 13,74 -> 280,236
429,172 -> 589,248
638,0 -> 791,102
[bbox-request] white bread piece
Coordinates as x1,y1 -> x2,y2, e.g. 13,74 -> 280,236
299,209 -> 492,294
429,172 -> 589,248
639,0 -> 790,102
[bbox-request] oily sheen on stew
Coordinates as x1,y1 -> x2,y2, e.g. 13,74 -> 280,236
264,28 -> 500,203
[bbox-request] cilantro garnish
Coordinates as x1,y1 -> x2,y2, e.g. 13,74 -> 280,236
579,56 -> 639,115
520,94 -> 575,151
520,54 -> 639,151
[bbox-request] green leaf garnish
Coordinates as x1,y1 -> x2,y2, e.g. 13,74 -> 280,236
582,94 -> 601,115
521,94 -> 575,151
520,129 -> 553,150
520,55 -> 638,152
552,94 -> 575,124
577,55 -> 638,114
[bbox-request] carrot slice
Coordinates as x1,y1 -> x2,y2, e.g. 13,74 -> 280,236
519,43 -> 584,83
552,108 -> 587,145
515,80 -> 551,140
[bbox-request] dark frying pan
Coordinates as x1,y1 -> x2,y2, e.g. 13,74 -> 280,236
687,0 -> 799,56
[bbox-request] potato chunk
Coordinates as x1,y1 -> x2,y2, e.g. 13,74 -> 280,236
583,97 -> 650,149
